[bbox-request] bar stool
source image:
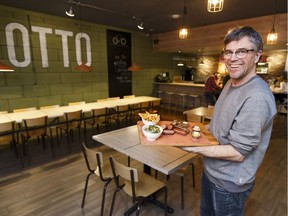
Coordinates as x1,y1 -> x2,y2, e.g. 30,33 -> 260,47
164,92 -> 174,114
175,93 -> 187,113
188,94 -> 200,108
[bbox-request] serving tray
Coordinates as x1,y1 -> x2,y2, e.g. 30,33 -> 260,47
137,121 -> 218,146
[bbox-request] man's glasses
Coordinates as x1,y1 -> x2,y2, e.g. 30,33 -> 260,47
222,48 -> 255,59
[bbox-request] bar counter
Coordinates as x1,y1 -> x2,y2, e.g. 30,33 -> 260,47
154,82 -> 205,106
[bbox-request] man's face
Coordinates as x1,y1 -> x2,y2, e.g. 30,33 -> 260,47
224,36 -> 262,86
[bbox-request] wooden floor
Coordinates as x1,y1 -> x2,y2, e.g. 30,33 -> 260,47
0,111 -> 286,216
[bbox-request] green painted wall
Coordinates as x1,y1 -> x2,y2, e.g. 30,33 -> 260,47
0,5 -> 181,112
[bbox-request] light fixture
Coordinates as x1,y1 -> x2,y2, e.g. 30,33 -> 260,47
65,6 -> 75,17
199,48 -> 205,65
0,61 -> 14,72
267,14 -> 278,44
177,62 -> 184,67
74,62 -> 92,72
137,22 -> 144,30
179,0 -> 188,39
73,4 -> 92,72
207,0 -> 224,13
128,17 -> 142,72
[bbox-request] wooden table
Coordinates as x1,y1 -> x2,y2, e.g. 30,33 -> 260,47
92,125 -> 197,175
183,106 -> 214,123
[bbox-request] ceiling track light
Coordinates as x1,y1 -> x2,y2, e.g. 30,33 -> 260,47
137,22 -> 144,30
207,0 -> 224,13
179,0 -> 188,39
65,6 -> 75,17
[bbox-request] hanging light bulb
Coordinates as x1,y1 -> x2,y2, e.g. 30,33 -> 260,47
179,28 -> 188,39
207,0 -> 224,12
179,0 -> 188,39
267,15 -> 278,44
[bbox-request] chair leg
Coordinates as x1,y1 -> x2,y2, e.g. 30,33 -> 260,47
81,173 -> 93,208
109,188 -> 120,216
180,176 -> 184,209
191,163 -> 195,188
100,178 -> 112,216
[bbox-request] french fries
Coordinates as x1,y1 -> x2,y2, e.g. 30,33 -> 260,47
139,111 -> 160,122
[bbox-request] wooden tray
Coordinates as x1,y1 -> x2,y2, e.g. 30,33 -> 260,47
137,121 -> 218,146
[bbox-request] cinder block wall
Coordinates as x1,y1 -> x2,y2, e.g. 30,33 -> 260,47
0,5 -> 180,112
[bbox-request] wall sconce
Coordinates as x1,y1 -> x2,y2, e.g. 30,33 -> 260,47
207,0 -> 224,12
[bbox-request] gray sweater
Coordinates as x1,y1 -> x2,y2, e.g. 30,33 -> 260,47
205,75 -> 277,193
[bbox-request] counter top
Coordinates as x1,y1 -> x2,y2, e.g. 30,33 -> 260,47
154,82 -> 205,87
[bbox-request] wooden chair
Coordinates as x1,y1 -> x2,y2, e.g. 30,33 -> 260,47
109,156 -> 168,216
150,100 -> 161,114
21,115 -> 54,165
109,104 -> 129,127
81,143 -> 113,216
0,120 -> 22,165
40,105 -> 61,139
83,107 -> 108,133
56,110 -> 83,153
13,107 -> 37,113
107,97 -> 120,100
140,101 -> 150,113
0,111 -> 8,114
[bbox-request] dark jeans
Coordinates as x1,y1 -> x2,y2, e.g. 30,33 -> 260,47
200,171 -> 253,216
205,92 -> 217,106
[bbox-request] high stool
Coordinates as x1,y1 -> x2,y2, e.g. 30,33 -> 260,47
175,93 -> 187,113
164,92 -> 174,114
188,94 -> 200,108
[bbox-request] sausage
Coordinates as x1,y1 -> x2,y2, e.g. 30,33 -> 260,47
173,127 -> 188,135
163,129 -> 175,135
167,124 -> 174,130
160,124 -> 167,130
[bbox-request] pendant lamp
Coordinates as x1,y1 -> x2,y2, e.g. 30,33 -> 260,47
74,62 -> 92,72
0,61 -> 14,72
73,4 -> 92,72
207,0 -> 224,12
179,0 -> 188,39
267,14 -> 278,44
128,18 -> 142,72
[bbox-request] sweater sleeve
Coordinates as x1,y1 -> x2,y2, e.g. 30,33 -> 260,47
228,94 -> 276,155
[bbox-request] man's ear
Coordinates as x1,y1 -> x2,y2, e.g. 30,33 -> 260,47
255,50 -> 262,63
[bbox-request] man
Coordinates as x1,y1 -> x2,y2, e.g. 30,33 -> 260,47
204,72 -> 222,105
182,26 -> 277,215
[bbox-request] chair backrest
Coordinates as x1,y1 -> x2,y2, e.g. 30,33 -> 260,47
68,101 -> 85,106
13,107 -> 37,113
82,142 -> 104,173
123,95 -> 135,99
0,121 -> 15,145
97,98 -> 107,102
40,105 -> 60,110
22,116 -> 48,138
64,110 -> 82,121
152,100 -> 161,107
92,107 -> 107,117
117,104 -> 129,112
109,156 -> 139,183
140,101 -> 150,112
107,97 -> 120,100
0,111 -> 8,114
